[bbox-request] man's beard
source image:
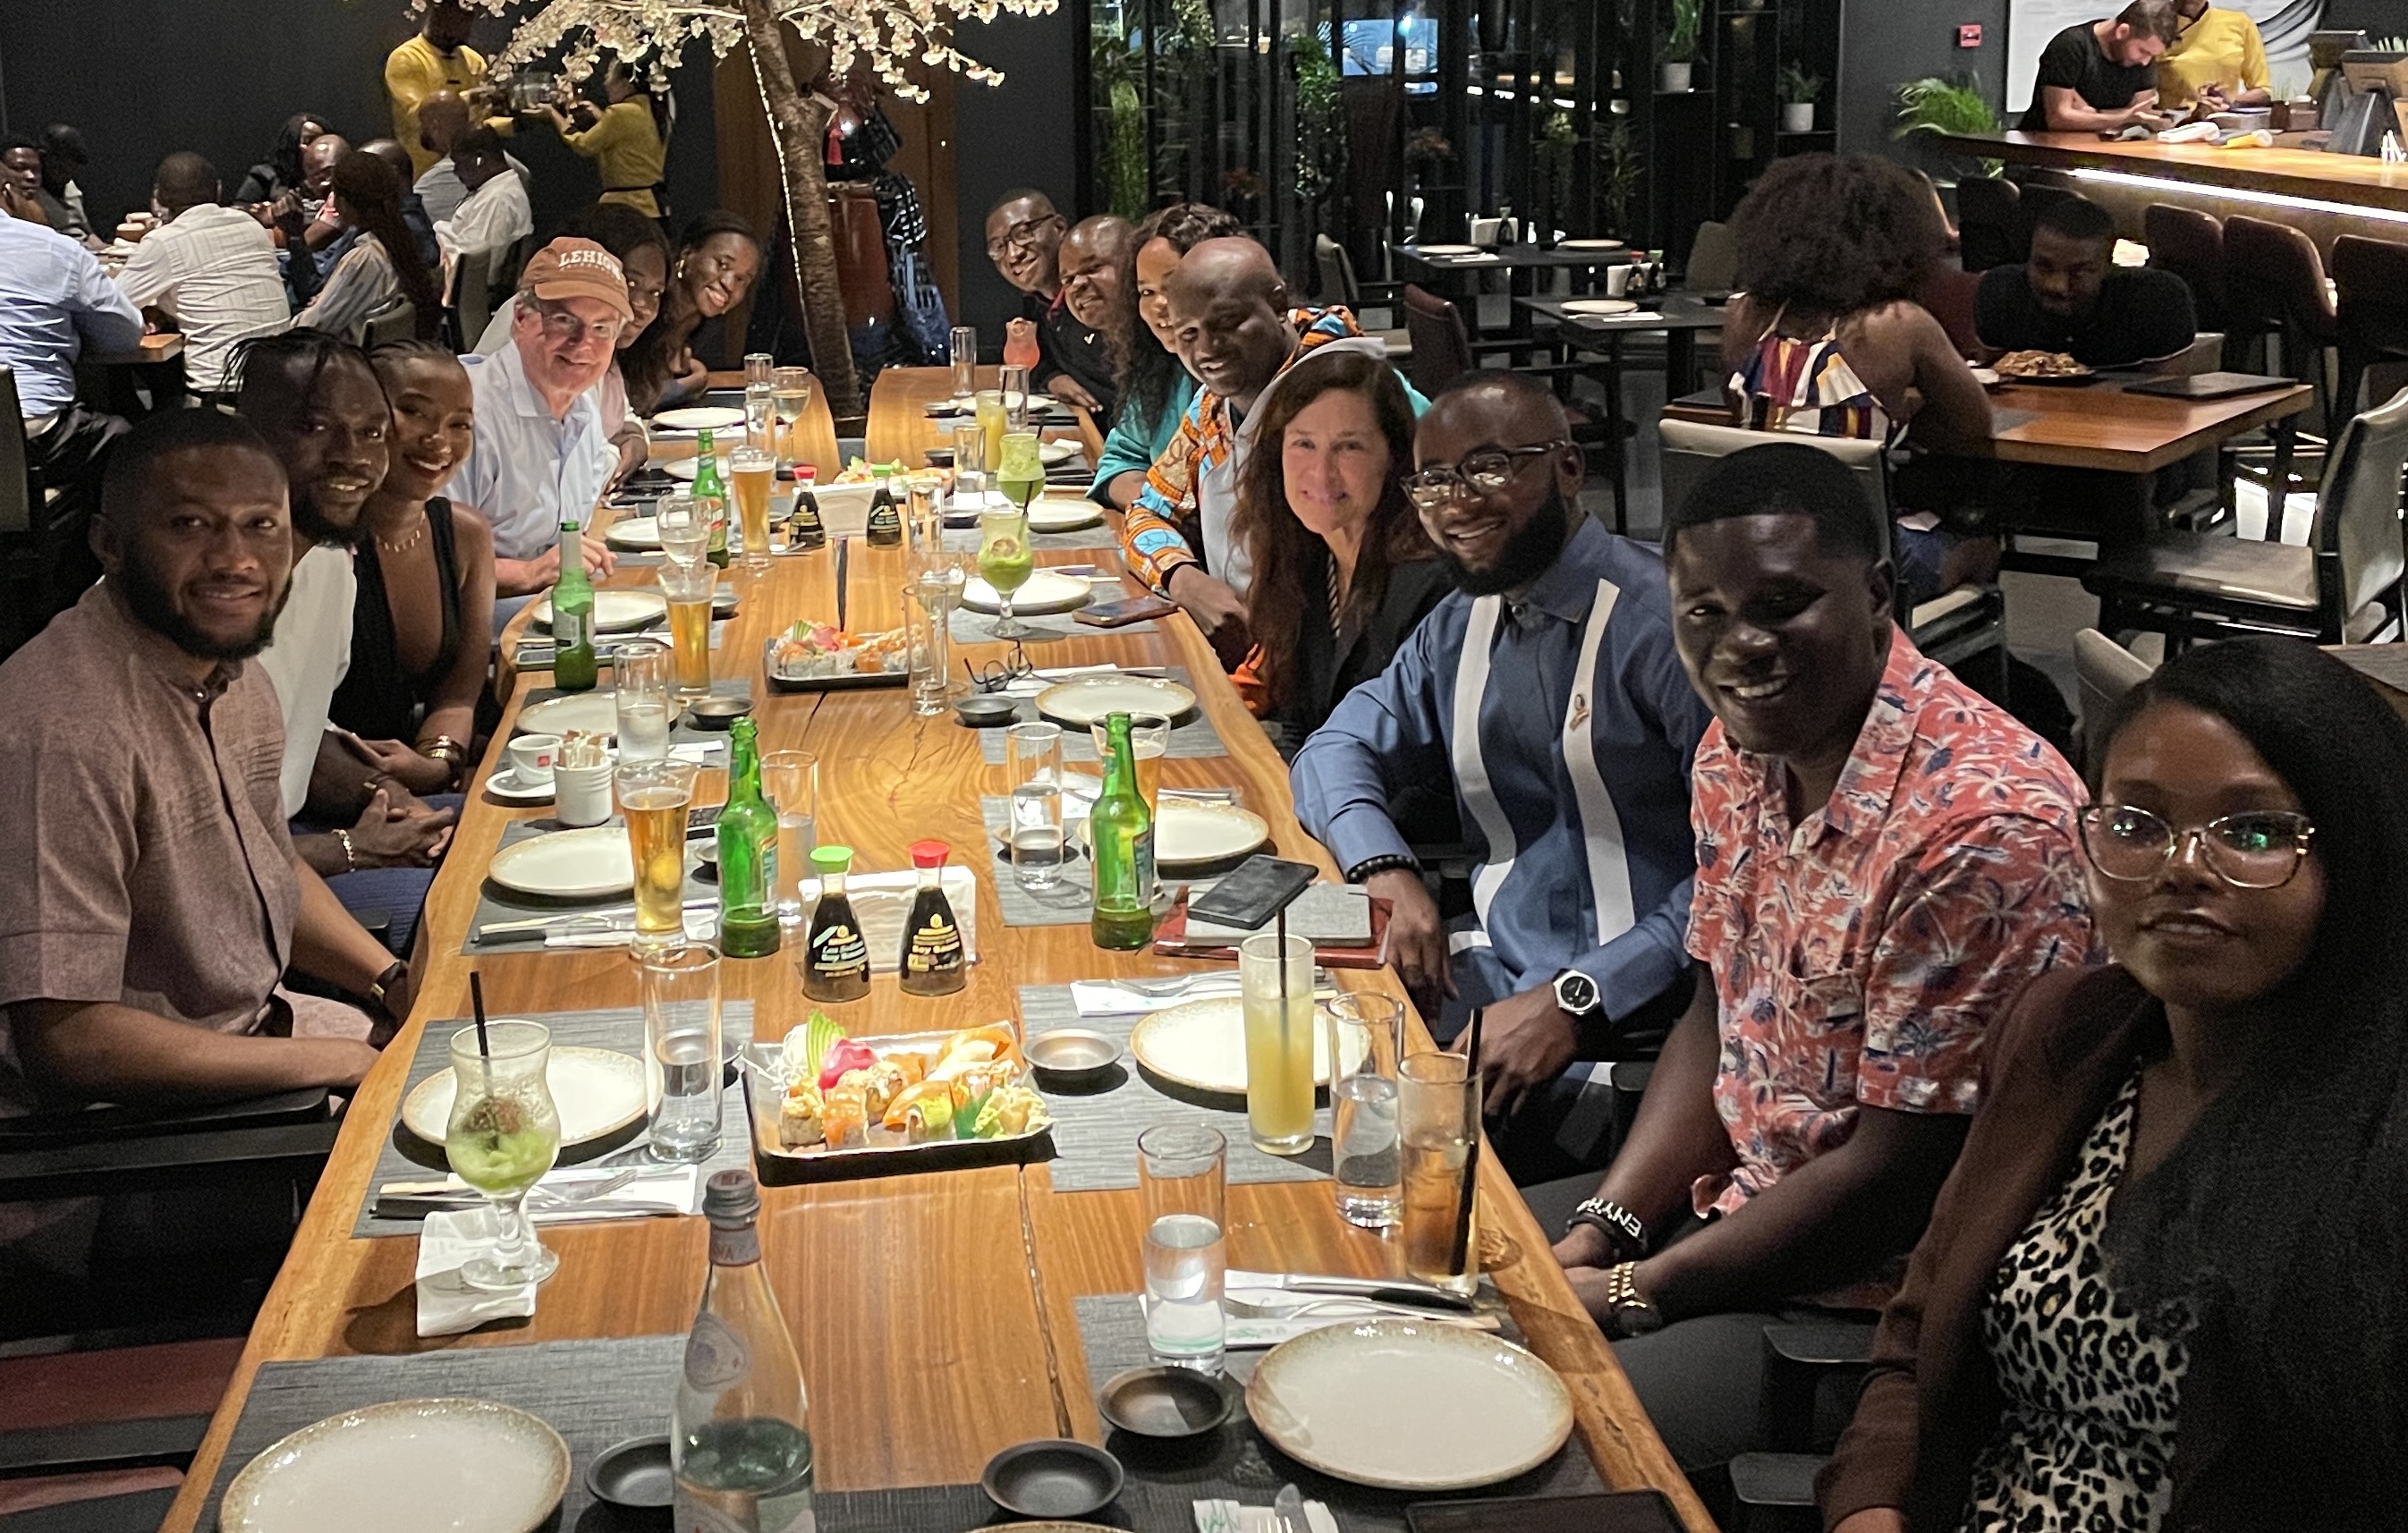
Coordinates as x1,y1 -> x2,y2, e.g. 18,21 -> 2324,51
1436,487 -> 1573,597
116,553 -> 293,662
290,490 -> 364,548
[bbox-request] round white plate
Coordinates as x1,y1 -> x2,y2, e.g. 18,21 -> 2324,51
603,515 -> 662,551
650,405 -> 746,432
1414,243 -> 1481,256
963,569 -> 1094,616
487,826 -> 634,899
484,769 -> 553,805
1556,238 -> 1625,250
220,1397 -> 569,1533
658,456 -> 716,481
1247,1321 -> 1573,1491
1029,500 -> 1105,533
530,589 -> 666,633
1033,673 -> 1199,728
1562,298 -> 1641,318
1039,438 -> 1081,465
1154,800 -> 1269,868
516,691 -> 619,738
1129,995 -> 1331,1096
1971,367 -> 2003,388
402,1045 -> 649,1148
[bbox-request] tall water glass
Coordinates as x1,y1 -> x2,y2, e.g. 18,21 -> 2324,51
657,558 -> 716,696
951,420 -> 989,509
771,367 -> 811,470
445,1021 -> 562,1290
1138,1124 -> 1227,1374
638,943 -> 723,1162
949,325 -> 979,402
743,382 -> 776,454
1240,932 -> 1317,1156
1327,993 -> 1405,1227
1005,721 -> 1064,891
613,639 -> 674,763
760,750 -> 818,922
999,363 -> 1034,428
1399,1052 -> 1481,1296
656,493 -> 710,572
615,758 -> 698,952
729,446 -> 776,571
742,351 -> 774,387
902,580 -> 948,717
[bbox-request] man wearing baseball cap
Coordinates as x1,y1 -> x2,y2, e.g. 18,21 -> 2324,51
443,236 -> 632,603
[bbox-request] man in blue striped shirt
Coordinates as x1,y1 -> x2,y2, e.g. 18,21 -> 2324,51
1293,373 -> 1711,1173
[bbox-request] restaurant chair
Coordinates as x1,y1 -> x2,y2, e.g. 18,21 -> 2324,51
2333,236 -> 2408,429
1726,1453 -> 1824,1533
1313,233 -> 1410,358
1406,285 -> 1626,525
2223,216 -> 2342,438
2143,204 -> 2231,354
2073,627 -> 2154,770
358,296 -> 418,350
1685,220 -> 1738,292
1915,267 -> 1982,357
2082,384 -> 2408,648
1954,176 -> 2020,273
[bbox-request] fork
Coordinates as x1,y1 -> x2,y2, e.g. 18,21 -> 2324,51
531,1167 -> 641,1206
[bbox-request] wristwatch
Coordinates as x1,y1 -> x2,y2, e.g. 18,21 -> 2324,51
368,961 -> 410,1019
1552,968 -> 1604,1021
1599,1261 -> 1666,1339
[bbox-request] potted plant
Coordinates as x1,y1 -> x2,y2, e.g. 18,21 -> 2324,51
1779,64 -> 1822,133
1894,73 -> 2005,180
1659,0 -> 1700,92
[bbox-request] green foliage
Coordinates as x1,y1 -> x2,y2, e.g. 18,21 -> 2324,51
1289,30 -> 1347,212
1778,62 -> 1822,105
1663,0 -> 1702,64
1090,34 -> 1150,220
1598,116 -> 1641,236
1894,72 -> 2003,176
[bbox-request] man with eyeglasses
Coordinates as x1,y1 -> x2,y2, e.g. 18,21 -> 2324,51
1292,373 -> 1711,1181
982,189 -> 1116,418
444,236 -> 627,601
1520,443 -> 2094,1500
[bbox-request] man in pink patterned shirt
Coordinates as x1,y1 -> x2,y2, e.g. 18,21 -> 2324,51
1528,444 -> 2095,1494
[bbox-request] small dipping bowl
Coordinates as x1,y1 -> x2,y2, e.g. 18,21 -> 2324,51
954,693 -> 1021,729
585,1433 -> 674,1509
684,695 -> 755,730
711,583 -> 740,618
981,1439 -> 1123,1520
1097,1365 -> 1234,1440
1025,1029 -> 1125,1088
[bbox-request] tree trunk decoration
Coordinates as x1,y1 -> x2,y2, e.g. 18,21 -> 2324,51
741,0 -> 861,421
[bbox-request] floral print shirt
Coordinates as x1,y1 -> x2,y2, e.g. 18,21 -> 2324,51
1685,632 -> 2097,1216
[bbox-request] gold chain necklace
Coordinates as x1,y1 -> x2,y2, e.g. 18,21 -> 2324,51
375,518 -> 428,557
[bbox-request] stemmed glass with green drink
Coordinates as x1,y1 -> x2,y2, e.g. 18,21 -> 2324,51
978,431 -> 1045,639
445,1019 -> 564,1290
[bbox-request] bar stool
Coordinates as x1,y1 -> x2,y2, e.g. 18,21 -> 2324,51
2143,204 -> 2232,360
2223,216 -> 2342,437
2333,236 -> 2408,428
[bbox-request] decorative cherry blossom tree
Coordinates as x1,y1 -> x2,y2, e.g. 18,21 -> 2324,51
445,0 -> 1054,421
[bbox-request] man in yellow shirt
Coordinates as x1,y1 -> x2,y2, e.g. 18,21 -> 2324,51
2157,0 -> 2271,112
385,1 -> 488,177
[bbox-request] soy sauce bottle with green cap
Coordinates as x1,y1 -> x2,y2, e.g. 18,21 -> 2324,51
801,845 -> 870,1002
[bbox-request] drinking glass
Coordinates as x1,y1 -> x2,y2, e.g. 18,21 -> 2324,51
949,325 -> 979,402
656,493 -> 710,571
999,363 -> 1034,429
729,446 -> 776,572
742,351 -> 774,387
974,388 -> 1007,471
996,431 -> 1044,517
613,639 -> 674,764
637,944 -> 723,1162
760,750 -> 818,922
977,506 -> 1035,639
1138,1124 -> 1227,1374
615,758 -> 699,952
743,381 -> 776,454
1399,1052 -> 1481,1296
1327,993 -> 1405,1228
1005,721 -> 1064,891
445,1020 -> 563,1290
1090,710 -> 1168,814
772,366 -> 811,470
657,558 -> 716,696
1241,932 -> 1317,1156
950,420 -> 990,510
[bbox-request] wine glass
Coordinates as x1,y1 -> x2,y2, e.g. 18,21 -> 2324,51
445,1020 -> 564,1290
977,506 -> 1036,639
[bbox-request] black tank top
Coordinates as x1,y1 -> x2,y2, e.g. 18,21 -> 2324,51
331,498 -> 464,742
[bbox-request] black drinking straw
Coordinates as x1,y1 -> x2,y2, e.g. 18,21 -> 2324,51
1448,1008 -> 1485,1279
470,970 -> 493,1059
835,536 -> 849,631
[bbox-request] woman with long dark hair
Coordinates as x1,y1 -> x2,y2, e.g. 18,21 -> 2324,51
622,210 -> 762,412
293,150 -> 441,341
234,110 -> 333,206
1228,347 -> 1449,741
1089,201 -> 1241,510
1823,636 -> 2408,1532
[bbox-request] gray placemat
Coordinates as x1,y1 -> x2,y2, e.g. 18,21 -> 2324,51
1021,985 -> 1333,1193
975,670 -> 1226,765
456,815 -> 722,958
513,620 -> 727,671
516,680 -> 750,742
941,521 -> 1123,554
953,599 -> 1154,645
352,1002 -> 757,1238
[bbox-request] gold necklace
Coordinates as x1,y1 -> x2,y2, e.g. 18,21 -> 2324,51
376,518 -> 428,557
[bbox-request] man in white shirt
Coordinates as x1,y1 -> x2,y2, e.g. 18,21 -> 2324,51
433,129 -> 532,303
445,236 -> 627,599
414,92 -> 531,225
112,153 -> 290,396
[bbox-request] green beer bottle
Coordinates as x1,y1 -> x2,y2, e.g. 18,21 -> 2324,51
551,518 -> 598,692
716,717 -> 781,958
1089,711 -> 1157,951
693,429 -> 731,568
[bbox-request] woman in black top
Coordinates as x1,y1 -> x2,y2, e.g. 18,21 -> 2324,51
234,110 -> 335,206
332,341 -> 495,792
1230,348 -> 1453,745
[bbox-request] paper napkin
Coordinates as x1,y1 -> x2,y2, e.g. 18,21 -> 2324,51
415,1206 -> 537,1337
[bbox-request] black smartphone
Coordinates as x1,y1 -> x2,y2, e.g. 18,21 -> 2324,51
1405,1491 -> 1684,1533
1188,855 -> 1317,930
686,805 -> 723,835
1075,596 -> 1180,629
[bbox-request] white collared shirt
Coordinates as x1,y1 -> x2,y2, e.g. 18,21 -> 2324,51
434,172 -> 533,283
253,542 -> 358,818
415,151 -> 531,226
112,204 -> 291,392
443,340 -> 615,561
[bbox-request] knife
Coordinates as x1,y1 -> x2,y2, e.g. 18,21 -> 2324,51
1224,1269 -> 1476,1311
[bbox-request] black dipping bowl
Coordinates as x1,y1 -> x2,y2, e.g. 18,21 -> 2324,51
955,694 -> 1021,729
585,1434 -> 675,1509
684,695 -> 754,730
1097,1365 -> 1234,1439
980,1439 -> 1123,1519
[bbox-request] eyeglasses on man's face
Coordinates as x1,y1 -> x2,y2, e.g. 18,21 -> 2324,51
1403,440 -> 1570,513
2078,803 -> 2317,890
531,302 -> 624,348
985,216 -> 1059,263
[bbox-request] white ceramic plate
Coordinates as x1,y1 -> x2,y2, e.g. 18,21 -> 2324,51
1414,243 -> 1481,256
1029,499 -> 1105,533
650,405 -> 746,432
1561,298 -> 1641,318
1154,800 -> 1269,868
603,515 -> 662,551
487,826 -> 634,899
402,1045 -> 649,1148
1033,673 -> 1199,728
962,569 -> 1094,616
658,456 -> 713,481
1039,438 -> 1081,465
1971,366 -> 2003,388
484,769 -> 553,805
530,589 -> 666,632
220,1398 -> 569,1533
1247,1320 -> 1573,1491
516,691 -> 619,738
1129,995 -> 1331,1096
1556,237 -> 1626,250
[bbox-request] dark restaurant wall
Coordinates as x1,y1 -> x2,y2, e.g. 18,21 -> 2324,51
945,4 -> 1081,340
1838,0 -> 2010,167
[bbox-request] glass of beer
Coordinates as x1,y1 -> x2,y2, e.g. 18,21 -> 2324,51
729,447 -> 776,572
1399,1051 -> 1480,1295
772,367 -> 811,470
974,389 -> 1008,471
615,759 -> 698,953
658,558 -> 715,697
1091,710 -> 1168,813
1240,932 -> 1317,1156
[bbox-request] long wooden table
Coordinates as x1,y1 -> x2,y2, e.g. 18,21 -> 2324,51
866,366 -> 1106,470
163,526 -> 1713,1529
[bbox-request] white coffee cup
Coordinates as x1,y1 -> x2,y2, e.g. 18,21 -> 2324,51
553,762 -> 615,827
1605,263 -> 1633,298
507,733 -> 562,785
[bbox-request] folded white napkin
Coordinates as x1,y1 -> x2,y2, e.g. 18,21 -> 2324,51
545,905 -> 720,950
1069,978 -> 1242,1017
1192,1498 -> 1340,1533
1221,1286 -> 1500,1350
528,1163 -> 699,1222
415,1206 -> 536,1337
667,741 -> 726,765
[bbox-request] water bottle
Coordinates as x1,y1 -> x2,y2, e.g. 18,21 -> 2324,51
674,1171 -> 815,1533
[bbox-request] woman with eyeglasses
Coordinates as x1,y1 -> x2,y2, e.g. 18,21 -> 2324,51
623,210 -> 763,411
1822,636 -> 2408,1533
1089,202 -> 1241,511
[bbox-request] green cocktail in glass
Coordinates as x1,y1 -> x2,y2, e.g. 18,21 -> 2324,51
996,430 -> 1045,514
445,1020 -> 564,1290
977,506 -> 1036,639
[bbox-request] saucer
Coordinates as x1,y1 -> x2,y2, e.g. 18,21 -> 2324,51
487,769 -> 555,804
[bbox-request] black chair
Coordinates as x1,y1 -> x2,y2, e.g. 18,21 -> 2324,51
2144,203 -> 2230,348
1314,233 -> 1410,360
1954,176 -> 2022,272
2333,235 -> 2408,429
2225,216 -> 2342,438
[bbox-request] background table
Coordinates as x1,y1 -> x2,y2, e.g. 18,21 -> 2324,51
161,531 -> 1716,1531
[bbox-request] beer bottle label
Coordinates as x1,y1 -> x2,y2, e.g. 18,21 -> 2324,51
555,612 -> 584,649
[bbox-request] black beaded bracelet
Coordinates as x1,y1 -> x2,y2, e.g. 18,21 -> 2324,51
1567,1197 -> 1650,1264
1345,853 -> 1422,885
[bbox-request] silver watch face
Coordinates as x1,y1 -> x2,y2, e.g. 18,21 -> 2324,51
1554,970 -> 1598,1015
